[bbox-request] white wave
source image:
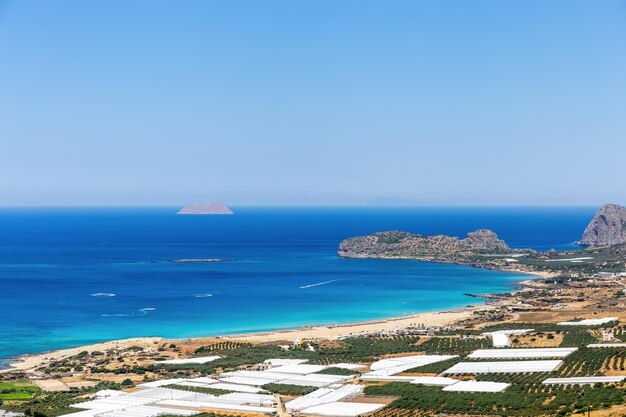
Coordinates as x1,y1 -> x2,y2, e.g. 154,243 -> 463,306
299,280 -> 337,289
91,293 -> 116,297
140,307 -> 157,311
195,293 -> 213,298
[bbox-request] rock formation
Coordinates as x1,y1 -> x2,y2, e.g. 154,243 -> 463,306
338,229 -> 510,260
177,202 -> 234,215
578,204 -> 626,247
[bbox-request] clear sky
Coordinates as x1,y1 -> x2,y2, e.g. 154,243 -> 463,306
1,0 -> 625,206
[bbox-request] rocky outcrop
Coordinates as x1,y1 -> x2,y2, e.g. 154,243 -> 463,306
578,204 -> 626,247
338,229 -> 510,260
177,202 -> 234,215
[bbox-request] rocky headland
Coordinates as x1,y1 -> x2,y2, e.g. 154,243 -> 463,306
577,203 -> 626,247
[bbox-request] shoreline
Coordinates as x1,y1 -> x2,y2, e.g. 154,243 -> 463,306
2,277 -> 529,373
0,306 -> 482,373
2,308 -> 480,373
1,261 -> 551,374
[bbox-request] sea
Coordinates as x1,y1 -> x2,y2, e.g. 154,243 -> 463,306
0,206 -> 597,362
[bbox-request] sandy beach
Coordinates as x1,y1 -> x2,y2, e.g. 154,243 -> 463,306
219,308 -> 478,343
3,306 -> 482,374
4,338 -> 164,373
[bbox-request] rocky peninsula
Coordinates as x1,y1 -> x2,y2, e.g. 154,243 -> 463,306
339,205 -> 626,276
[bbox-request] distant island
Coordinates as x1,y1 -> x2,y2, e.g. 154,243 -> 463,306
177,201 -> 234,215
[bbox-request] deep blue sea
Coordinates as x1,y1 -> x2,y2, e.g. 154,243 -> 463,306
0,206 -> 596,361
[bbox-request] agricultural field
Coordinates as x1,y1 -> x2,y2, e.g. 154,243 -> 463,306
365,380 -> 626,416
152,335 -> 423,375
7,324 -> 626,417
365,325 -> 626,416
0,380 -> 40,401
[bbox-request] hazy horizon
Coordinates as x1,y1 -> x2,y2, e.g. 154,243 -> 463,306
1,0 -> 625,206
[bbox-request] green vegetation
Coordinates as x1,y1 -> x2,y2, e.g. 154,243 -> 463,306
154,335 -> 421,373
560,330 -> 598,347
260,383 -> 317,396
11,324 -> 626,417
194,342 -> 253,354
0,381 -> 41,401
6,389 -> 97,417
404,357 -> 461,374
558,347 -> 626,376
314,367 -> 360,375
165,384 -> 234,396
415,337 -> 491,355
366,381 -> 626,416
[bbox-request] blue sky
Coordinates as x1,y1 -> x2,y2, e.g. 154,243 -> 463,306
1,0 -> 625,206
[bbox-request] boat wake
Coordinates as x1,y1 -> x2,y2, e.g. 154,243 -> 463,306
195,293 -> 213,298
299,280 -> 337,289
102,308 -> 157,317
91,293 -> 116,297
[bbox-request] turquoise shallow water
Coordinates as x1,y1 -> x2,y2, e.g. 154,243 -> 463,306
0,206 -> 595,360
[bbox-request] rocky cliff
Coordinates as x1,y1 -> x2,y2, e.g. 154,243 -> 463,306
338,229 -> 510,260
578,204 -> 626,247
177,202 -> 234,215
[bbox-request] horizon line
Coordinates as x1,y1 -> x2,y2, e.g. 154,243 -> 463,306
0,204 -> 606,208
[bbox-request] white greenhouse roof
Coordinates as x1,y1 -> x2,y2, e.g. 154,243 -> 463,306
176,381 -> 219,388
558,317 -> 618,326
468,348 -> 577,359
286,385 -> 363,412
332,363 -> 367,370
269,364 -> 329,374
299,401 -> 386,417
543,376 -> 626,385
128,387 -> 203,401
137,379 -> 186,388
210,382 -> 264,393
219,376 -> 277,386
156,356 -> 220,365
481,329 -> 534,336
187,377 -> 219,384
264,358 -> 309,367
157,399 -> 276,414
367,355 -> 457,376
490,333 -> 510,347
443,360 -> 562,374
94,390 -> 126,398
587,343 -> 626,348
218,392 -> 275,406
71,397 -> 155,411
359,375 -> 418,382
442,380 -> 509,392
99,405 -> 197,417
409,377 -> 459,386
369,355 -> 457,371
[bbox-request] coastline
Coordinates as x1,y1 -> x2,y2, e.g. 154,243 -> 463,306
1,264 -> 544,374
2,276 -> 527,373
2,308 -> 478,373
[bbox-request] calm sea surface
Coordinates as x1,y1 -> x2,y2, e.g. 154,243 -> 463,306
0,206 -> 596,360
